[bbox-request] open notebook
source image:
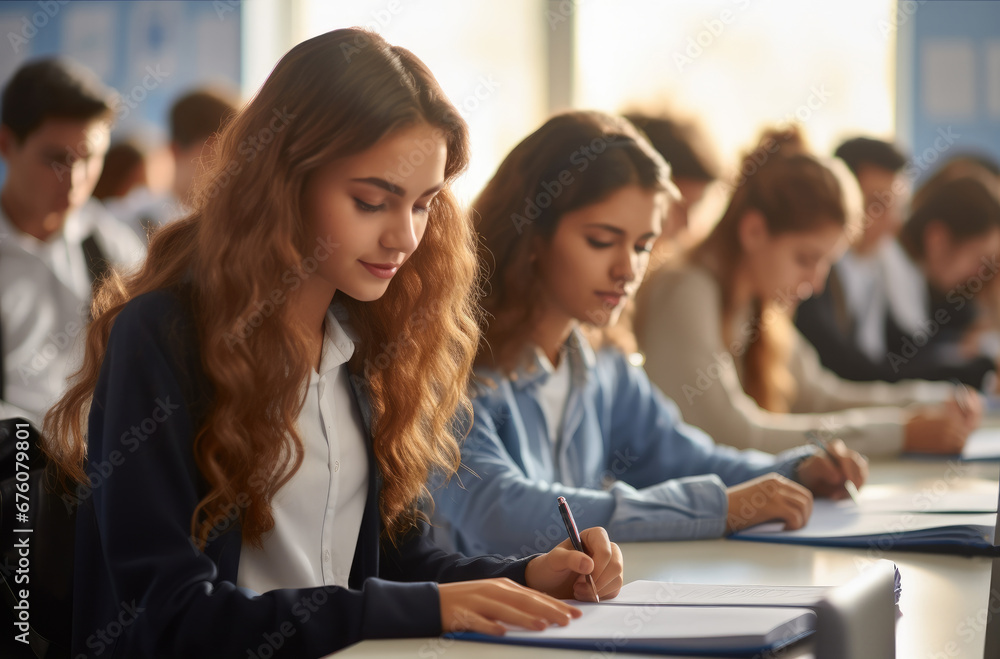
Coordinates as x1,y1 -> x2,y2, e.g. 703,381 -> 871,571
448,604 -> 815,656
732,480 -> 999,553
446,562 -> 898,658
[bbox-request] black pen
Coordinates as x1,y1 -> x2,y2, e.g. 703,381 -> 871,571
556,496 -> 600,603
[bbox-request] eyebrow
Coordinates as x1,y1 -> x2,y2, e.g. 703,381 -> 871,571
351,177 -> 444,198
584,223 -> 659,240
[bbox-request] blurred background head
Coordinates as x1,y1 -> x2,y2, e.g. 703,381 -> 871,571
0,57 -> 116,224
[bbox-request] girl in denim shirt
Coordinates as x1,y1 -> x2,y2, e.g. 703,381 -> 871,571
432,111 -> 867,557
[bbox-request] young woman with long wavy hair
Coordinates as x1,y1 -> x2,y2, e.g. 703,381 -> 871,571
634,127 -> 980,459
42,29 -> 622,658
430,111 -> 867,558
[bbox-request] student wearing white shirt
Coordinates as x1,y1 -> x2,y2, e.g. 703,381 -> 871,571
42,30 -> 622,658
796,138 -> 999,388
0,58 -> 145,425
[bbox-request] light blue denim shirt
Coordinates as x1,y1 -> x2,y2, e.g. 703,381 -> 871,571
431,329 -> 816,557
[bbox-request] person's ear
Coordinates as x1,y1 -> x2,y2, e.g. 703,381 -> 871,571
737,209 -> 770,254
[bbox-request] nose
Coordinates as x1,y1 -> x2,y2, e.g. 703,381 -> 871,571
808,262 -> 831,297
65,157 -> 90,198
611,246 -> 639,290
380,208 -> 423,256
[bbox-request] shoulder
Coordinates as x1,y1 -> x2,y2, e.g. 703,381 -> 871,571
107,288 -> 210,410
110,288 -> 199,362
646,263 -> 722,310
83,199 -> 146,267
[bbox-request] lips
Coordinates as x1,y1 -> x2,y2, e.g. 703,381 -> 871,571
595,291 -> 625,307
359,260 -> 402,279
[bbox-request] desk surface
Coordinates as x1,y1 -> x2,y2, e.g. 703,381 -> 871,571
335,459 -> 1000,658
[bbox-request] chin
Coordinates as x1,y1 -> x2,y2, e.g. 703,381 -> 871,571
581,306 -> 619,328
340,283 -> 392,303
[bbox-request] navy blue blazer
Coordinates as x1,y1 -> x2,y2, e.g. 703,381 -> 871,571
71,289 -> 533,658
795,268 -> 993,387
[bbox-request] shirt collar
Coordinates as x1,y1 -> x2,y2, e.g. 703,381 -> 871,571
316,304 -> 356,378
507,326 -> 596,391
0,199 -> 93,252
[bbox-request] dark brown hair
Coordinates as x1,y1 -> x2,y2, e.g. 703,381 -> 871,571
1,57 -> 115,141
473,110 -> 671,373
901,175 -> 1000,262
169,87 -> 240,148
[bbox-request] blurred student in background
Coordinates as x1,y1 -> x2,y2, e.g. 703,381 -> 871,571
108,87 -> 239,242
431,112 -> 867,558
796,140 -> 1000,389
624,112 -> 720,244
635,127 -> 977,459
0,58 -> 144,424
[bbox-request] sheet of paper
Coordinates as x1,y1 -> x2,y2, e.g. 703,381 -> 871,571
842,482 -> 998,513
963,428 -> 1000,461
610,581 -> 830,607
501,603 -> 815,645
736,501 -> 995,541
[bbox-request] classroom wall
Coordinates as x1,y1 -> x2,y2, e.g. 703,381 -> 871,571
0,0 -> 241,184
897,0 -> 1000,184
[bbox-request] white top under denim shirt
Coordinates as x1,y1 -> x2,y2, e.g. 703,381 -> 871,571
237,305 -> 368,593
431,328 -> 816,557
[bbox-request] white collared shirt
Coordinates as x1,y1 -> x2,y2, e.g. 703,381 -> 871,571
0,199 -> 145,424
534,346 -> 572,450
836,246 -> 889,361
237,308 -> 369,593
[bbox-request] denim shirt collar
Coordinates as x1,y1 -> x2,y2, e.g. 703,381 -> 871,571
505,327 -> 596,392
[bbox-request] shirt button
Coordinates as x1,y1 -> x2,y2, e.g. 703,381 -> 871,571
334,460 -> 340,472
324,549 -> 331,562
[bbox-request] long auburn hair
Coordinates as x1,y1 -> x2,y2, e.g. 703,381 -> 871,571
44,29 -> 479,548
687,126 -> 854,412
472,111 -> 671,374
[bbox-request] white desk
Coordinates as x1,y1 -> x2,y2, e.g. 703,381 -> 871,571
335,459 -> 1000,658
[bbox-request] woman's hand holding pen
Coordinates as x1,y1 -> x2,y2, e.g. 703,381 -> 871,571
796,438 -> 868,500
524,526 -> 624,602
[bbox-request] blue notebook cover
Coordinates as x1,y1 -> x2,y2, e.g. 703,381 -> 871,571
445,604 -> 815,657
